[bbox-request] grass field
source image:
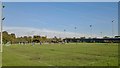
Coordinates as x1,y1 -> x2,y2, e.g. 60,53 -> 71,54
2,43 -> 118,66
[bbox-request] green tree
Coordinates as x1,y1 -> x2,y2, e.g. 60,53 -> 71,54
2,31 -> 9,44
9,33 -> 16,44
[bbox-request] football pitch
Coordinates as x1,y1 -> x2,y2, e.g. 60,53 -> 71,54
2,43 -> 118,66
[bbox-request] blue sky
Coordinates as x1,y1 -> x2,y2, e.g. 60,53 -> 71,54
2,0 -> 120,2
3,2 -> 118,38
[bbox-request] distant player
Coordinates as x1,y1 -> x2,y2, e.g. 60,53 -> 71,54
40,41 -> 42,45
32,42 -> 35,46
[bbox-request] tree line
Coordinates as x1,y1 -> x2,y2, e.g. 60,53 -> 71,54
1,31 -> 119,44
1,31 -> 62,44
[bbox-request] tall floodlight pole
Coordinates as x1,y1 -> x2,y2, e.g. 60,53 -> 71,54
0,1 -> 2,53
31,31 -> 35,42
74,27 -> 77,44
0,2 -> 4,53
90,25 -> 92,38
112,20 -> 114,38
100,32 -> 102,38
0,2 -> 1,68
74,27 -> 77,37
0,2 -> 4,68
64,29 -> 66,43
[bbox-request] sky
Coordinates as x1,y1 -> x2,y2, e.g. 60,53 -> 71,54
2,2 -> 118,38
2,0 -> 120,2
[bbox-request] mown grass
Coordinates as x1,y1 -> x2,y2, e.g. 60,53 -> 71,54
2,43 -> 118,66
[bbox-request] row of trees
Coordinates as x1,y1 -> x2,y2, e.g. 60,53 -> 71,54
2,31 -> 117,44
1,31 -> 62,44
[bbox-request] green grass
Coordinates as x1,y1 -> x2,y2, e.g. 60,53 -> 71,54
2,43 -> 118,66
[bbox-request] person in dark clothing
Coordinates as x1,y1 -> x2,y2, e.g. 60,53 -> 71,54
40,41 -> 42,45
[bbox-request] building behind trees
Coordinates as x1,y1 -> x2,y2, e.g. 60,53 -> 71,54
1,31 -> 120,44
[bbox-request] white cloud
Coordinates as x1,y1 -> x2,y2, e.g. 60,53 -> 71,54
3,26 -> 98,38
